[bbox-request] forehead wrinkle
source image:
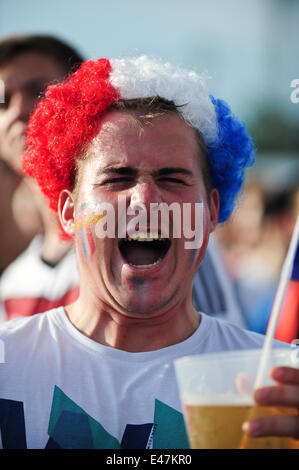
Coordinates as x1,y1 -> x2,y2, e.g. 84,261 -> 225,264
80,111 -> 204,181
153,167 -> 194,177
88,122 -> 138,163
90,110 -> 171,153
96,166 -> 138,176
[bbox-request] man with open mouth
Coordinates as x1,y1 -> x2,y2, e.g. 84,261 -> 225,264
0,56 -> 298,449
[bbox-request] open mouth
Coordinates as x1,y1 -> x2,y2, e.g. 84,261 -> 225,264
119,232 -> 171,268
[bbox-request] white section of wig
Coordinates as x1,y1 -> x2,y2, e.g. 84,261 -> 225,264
109,56 -> 218,146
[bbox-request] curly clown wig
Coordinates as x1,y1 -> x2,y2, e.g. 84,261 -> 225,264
23,56 -> 255,223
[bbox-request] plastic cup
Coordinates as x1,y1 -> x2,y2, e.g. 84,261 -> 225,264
174,348 -> 299,449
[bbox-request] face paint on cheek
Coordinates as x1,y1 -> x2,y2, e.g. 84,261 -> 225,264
184,200 -> 209,269
187,247 -> 199,270
195,202 -> 210,266
79,226 -> 92,259
85,225 -> 96,260
75,211 -> 104,261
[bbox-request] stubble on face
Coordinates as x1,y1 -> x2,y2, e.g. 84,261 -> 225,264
72,110 -> 216,318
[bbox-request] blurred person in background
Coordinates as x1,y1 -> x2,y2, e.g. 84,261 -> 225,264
0,35 -> 83,321
215,181 -> 265,282
216,177 -> 299,335
0,157 -> 24,275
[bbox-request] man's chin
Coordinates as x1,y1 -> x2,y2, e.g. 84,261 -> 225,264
116,296 -> 170,318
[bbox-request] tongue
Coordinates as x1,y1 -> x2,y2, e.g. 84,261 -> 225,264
124,241 -> 162,266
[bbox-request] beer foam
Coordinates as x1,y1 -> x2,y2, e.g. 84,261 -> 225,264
182,391 -> 254,406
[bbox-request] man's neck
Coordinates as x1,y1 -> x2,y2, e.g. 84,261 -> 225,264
64,292 -> 201,353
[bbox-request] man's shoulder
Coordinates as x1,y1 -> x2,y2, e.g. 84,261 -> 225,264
203,313 -> 288,352
201,313 -> 268,351
0,308 -> 58,339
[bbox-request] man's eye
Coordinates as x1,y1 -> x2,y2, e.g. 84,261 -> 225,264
100,177 -> 134,186
158,177 -> 187,185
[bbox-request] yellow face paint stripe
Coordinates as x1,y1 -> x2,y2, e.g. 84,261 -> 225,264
74,213 -> 104,231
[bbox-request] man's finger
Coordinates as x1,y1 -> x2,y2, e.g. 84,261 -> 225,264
254,385 -> 299,407
243,415 -> 299,440
271,366 -> 299,385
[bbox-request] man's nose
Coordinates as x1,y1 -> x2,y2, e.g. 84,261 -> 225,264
9,91 -> 32,122
129,181 -> 162,212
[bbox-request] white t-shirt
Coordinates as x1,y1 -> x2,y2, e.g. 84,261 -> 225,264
0,307 -> 270,449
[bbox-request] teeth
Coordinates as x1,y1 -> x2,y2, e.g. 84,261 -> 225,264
127,231 -> 163,241
131,257 -> 163,268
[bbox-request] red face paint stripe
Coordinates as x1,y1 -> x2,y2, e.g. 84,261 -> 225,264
86,225 -> 96,258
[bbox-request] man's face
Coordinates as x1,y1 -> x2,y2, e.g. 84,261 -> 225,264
0,51 -> 65,170
71,110 -> 218,317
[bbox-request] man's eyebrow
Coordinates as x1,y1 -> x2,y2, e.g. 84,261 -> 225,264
97,166 -> 193,177
98,166 -> 138,176
154,167 -> 193,177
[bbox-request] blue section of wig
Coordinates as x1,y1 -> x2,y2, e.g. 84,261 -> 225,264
207,96 -> 255,223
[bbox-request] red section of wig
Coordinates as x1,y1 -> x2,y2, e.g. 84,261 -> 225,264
22,59 -> 119,212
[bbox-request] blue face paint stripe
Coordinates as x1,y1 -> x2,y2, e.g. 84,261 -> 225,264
79,227 -> 90,259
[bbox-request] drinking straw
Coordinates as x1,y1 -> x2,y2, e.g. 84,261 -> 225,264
254,212 -> 299,390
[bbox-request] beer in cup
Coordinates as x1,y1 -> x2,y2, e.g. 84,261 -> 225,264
174,348 -> 299,449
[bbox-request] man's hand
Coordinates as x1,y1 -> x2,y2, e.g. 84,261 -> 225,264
243,366 -> 299,439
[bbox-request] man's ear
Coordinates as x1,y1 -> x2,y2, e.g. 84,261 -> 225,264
209,188 -> 220,233
58,190 -> 75,238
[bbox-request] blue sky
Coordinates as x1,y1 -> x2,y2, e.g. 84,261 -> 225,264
1,0 -> 298,122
